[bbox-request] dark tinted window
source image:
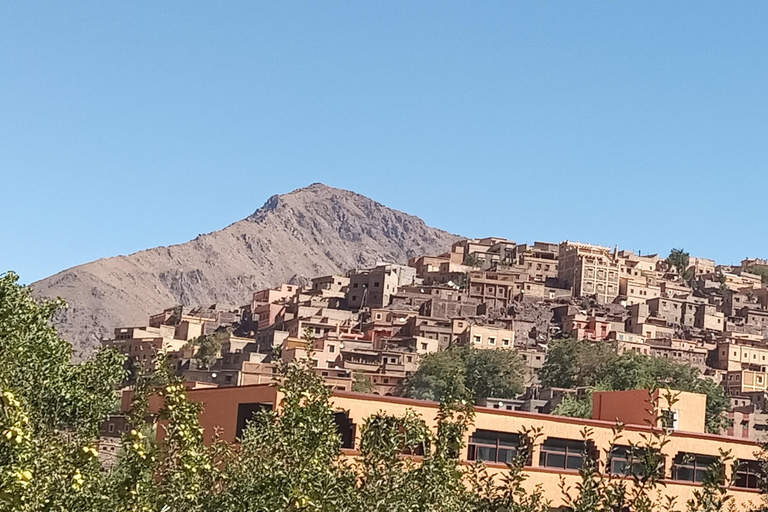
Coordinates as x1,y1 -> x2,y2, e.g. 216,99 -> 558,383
467,429 -> 521,465
540,438 -> 590,470
672,453 -> 717,483
334,411 -> 356,449
236,402 -> 272,440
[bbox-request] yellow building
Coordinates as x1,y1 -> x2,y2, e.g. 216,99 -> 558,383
158,386 -> 763,510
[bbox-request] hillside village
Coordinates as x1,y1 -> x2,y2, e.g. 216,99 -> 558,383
101,237 -> 768,443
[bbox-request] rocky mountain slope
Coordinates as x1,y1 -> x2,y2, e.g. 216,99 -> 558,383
31,184 -> 461,356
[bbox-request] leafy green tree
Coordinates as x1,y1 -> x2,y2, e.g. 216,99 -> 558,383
747,266 -> 768,285
401,348 -> 468,402
0,271 -> 126,511
464,253 -> 483,268
543,340 -> 729,433
193,332 -> 223,369
351,371 -> 375,393
466,426 -> 550,512
667,248 -> 692,279
465,347 -> 526,400
402,346 -> 525,402
539,338 -> 618,389
214,330 -> 356,512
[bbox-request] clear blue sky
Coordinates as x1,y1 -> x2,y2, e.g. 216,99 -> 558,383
2,2 -> 768,284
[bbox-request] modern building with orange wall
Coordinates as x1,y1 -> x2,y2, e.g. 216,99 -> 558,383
128,385 -> 764,510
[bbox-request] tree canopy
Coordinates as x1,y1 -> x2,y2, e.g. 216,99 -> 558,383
401,346 -> 525,402
542,338 -> 729,433
0,272 -> 126,509
667,248 -> 692,279
193,332 -> 224,369
747,266 -> 768,285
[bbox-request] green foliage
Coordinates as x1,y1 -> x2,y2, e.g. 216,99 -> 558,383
542,339 -> 729,433
402,346 -> 525,402
539,337 -> 617,389
353,404 -> 473,512
351,371 -> 375,393
0,271 -> 127,511
747,266 -> 768,285
193,332 -> 224,370
464,253 -> 482,268
466,426 -> 550,512
686,450 -> 738,512
668,248 -> 691,277
214,329 -> 356,511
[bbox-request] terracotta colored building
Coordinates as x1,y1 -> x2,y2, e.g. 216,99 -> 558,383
132,386 -> 763,509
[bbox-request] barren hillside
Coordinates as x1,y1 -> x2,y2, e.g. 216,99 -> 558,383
31,183 -> 461,356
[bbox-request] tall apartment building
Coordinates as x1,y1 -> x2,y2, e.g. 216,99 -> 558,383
512,242 -> 559,281
557,241 -> 620,303
346,263 -> 417,310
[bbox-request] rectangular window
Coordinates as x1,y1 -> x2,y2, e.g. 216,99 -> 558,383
672,453 -> 717,483
661,409 -> 679,430
502,339 -> 511,347
328,345 -> 335,353
734,461 -> 761,489
609,446 -> 661,477
539,438 -> 589,470
473,335 -> 482,344
467,430 -> 521,465
236,402 -> 273,439
488,337 -> 496,345
334,412 -> 356,449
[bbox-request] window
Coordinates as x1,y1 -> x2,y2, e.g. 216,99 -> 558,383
488,337 -> 496,346
421,342 -> 428,351
502,339 -> 511,347
539,438 -> 590,470
473,335 -> 482,344
609,446 -> 661,476
334,412 -> 356,449
375,313 -> 382,320
467,430 -> 521,465
672,453 -> 717,483
734,460 -> 761,488
108,423 -> 115,433
353,283 -> 359,288
328,345 -> 336,353
374,281 -> 380,288
236,402 -> 273,439
406,356 -> 413,363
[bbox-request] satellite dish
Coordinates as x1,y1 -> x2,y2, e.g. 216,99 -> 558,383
211,372 -> 218,379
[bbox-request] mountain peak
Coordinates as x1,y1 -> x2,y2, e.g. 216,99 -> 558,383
32,185 -> 462,356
